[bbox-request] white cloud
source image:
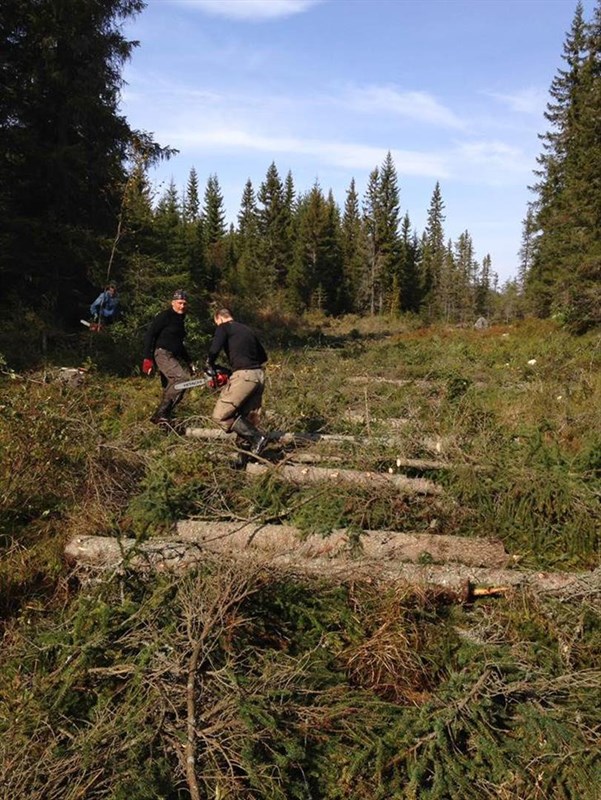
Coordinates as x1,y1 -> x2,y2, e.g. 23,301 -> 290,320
162,126 -> 448,176
487,87 -> 547,115
342,85 -> 465,129
450,139 -> 533,184
174,0 -> 321,20
123,74 -> 532,188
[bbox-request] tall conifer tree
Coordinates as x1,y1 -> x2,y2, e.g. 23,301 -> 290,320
526,1 -> 601,326
257,162 -> 292,291
340,178 -> 365,313
420,182 -> 447,319
377,151 -> 402,310
202,173 -> 227,291
399,213 -> 421,313
0,0 -> 154,316
235,179 -> 265,297
183,167 -> 201,224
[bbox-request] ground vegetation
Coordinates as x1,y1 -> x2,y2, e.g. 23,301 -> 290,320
1,317 -> 600,798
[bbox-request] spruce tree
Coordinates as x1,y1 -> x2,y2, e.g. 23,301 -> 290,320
518,205 -> 537,295
453,230 -> 478,323
257,162 -> 292,292
323,190 -> 344,314
181,167 -> 206,297
202,173 -> 227,291
559,0 -> 601,330
420,182 -> 447,320
0,0 -> 152,318
288,184 -> 325,312
361,154 -> 401,315
377,151 -> 402,311
340,178 -> 365,313
526,1 -> 601,328
288,185 -> 343,314
475,253 -> 493,318
362,167 -> 382,315
399,213 -> 421,313
183,167 -> 201,224
235,179 -> 265,298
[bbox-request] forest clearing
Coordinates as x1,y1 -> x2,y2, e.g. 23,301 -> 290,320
1,315 -> 600,799
2,1 -> 601,796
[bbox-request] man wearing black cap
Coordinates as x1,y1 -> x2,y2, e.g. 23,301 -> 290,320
142,290 -> 194,426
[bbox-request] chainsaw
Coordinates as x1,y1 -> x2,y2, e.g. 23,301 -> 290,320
174,365 -> 231,391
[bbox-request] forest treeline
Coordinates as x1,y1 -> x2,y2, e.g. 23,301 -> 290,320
0,0 -> 599,347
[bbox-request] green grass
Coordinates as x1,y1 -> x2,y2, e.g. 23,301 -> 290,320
0,315 -> 600,798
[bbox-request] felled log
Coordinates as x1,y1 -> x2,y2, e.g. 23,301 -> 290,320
64,534 -> 600,600
348,377 -> 433,387
279,454 -> 447,469
175,520 -> 511,568
185,427 -> 454,461
245,462 -> 443,495
343,410 -> 410,427
186,428 -> 361,445
347,376 -> 488,390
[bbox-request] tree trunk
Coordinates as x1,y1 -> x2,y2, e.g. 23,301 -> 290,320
64,533 -> 600,600
245,462 -> 443,495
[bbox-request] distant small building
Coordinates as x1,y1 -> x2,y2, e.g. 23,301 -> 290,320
474,316 -> 489,330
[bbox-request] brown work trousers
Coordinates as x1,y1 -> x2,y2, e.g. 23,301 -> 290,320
212,368 -> 265,432
154,348 -> 190,412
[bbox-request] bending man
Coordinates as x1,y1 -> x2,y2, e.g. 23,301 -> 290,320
142,290 -> 194,426
90,283 -> 119,325
207,308 -> 268,458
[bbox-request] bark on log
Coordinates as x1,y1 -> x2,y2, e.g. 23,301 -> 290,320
348,377 -> 434,388
175,520 -> 511,568
185,427 -> 454,460
64,534 -> 600,599
343,411 -> 410,427
278,454 -> 448,469
186,428 -> 361,444
245,462 -> 443,495
347,376 -> 489,389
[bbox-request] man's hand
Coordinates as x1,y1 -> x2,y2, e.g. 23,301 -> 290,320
204,360 -> 216,378
142,358 -> 154,376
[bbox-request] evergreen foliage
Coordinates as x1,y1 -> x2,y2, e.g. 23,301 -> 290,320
1,565 -> 599,799
2,0 -> 600,341
1,317 -> 600,797
526,0 -> 601,332
420,182 -> 447,321
0,0 -> 156,321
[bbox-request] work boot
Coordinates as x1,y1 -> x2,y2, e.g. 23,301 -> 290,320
150,399 -> 173,425
231,416 -> 268,456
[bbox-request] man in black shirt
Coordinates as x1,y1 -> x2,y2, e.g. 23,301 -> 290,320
207,308 -> 269,458
142,290 -> 194,426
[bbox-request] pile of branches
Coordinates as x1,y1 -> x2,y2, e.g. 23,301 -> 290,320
2,556 -> 600,799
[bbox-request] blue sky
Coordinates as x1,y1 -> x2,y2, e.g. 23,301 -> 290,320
120,0 -> 593,284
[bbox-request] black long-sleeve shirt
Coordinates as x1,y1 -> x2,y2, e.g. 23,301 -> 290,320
143,308 -> 190,362
208,321 -> 267,372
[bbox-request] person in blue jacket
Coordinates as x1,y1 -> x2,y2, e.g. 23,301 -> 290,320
90,283 -> 119,325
